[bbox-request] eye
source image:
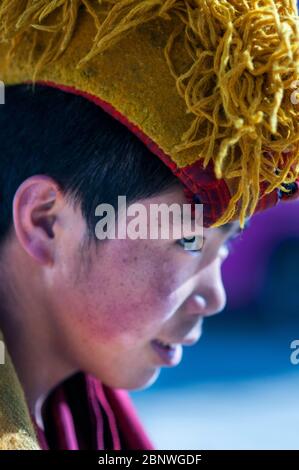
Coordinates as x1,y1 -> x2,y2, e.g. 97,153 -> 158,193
176,235 -> 204,252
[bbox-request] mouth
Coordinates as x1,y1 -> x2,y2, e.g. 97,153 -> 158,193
151,339 -> 183,366
151,332 -> 201,366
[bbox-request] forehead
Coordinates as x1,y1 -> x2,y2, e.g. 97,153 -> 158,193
136,185 -> 246,238
151,183 -> 246,229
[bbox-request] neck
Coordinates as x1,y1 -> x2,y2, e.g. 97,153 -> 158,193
0,241 -> 76,416
0,313 -> 75,414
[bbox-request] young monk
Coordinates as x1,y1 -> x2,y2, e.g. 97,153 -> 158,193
0,0 -> 298,450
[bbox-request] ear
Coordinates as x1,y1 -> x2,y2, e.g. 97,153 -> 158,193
13,175 -> 64,265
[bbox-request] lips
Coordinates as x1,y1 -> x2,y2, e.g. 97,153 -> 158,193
154,339 -> 176,348
150,333 -> 200,367
151,339 -> 182,366
154,335 -> 200,348
153,319 -> 203,349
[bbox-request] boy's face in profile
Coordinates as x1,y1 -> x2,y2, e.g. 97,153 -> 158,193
39,187 -> 240,391
9,177 -> 240,393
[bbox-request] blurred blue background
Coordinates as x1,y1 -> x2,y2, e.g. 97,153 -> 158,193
131,201 -> 299,449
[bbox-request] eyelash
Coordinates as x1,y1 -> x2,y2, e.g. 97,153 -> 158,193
177,236 -> 235,254
176,236 -> 204,252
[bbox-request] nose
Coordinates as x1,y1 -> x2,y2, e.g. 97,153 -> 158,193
183,260 -> 227,318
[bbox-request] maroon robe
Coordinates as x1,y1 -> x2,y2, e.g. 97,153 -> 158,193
31,372 -> 155,450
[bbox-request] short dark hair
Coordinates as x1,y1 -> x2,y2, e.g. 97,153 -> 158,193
0,84 -> 179,244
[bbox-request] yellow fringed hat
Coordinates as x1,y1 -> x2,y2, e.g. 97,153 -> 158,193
0,0 -> 299,228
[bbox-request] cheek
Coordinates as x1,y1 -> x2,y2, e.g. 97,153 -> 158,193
69,244 -> 185,343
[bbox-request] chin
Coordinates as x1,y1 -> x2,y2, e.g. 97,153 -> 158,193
129,368 -> 161,391
97,367 -> 161,391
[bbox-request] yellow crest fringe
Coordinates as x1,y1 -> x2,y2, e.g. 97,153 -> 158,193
0,0 -> 298,227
